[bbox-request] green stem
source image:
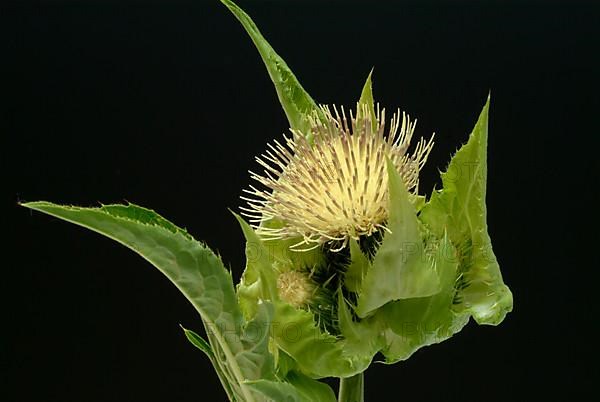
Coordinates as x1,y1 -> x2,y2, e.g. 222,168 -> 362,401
338,372 -> 364,402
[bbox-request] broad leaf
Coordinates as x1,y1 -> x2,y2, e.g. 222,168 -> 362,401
379,235 -> 470,362
285,371 -> 337,402
220,0 -> 323,137
22,202 -> 273,402
420,96 -> 513,325
272,302 -> 371,379
356,159 -> 440,317
245,371 -> 337,402
245,380 -> 303,402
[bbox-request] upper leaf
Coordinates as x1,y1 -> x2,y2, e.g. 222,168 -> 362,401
356,159 -> 440,317
419,96 -> 513,325
220,0 -> 323,137
356,69 -> 378,132
379,235 -> 470,362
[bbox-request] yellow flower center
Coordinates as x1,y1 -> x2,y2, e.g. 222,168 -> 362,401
242,105 -> 433,251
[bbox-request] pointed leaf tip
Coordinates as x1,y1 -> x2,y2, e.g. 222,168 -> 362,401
219,0 -> 322,136
420,97 -> 512,327
356,159 -> 440,317
357,68 -> 377,132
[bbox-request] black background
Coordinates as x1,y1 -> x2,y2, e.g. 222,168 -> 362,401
4,0 -> 598,401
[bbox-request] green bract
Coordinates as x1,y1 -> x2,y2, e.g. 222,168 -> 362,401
22,1 -> 512,401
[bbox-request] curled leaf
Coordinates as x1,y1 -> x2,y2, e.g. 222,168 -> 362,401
420,96 -> 513,325
356,159 -> 440,317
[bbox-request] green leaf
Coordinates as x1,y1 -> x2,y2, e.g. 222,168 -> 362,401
181,325 -> 213,358
181,325 -> 237,401
239,300 -> 276,381
234,213 -> 279,319
284,371 -> 337,402
344,239 -> 370,293
337,292 -> 382,359
245,380 -> 303,402
21,201 -> 272,402
272,302 -> 371,379
220,0 -> 323,137
356,160 -> 440,317
420,96 -> 513,325
245,370 -> 337,402
356,68 -> 377,132
274,348 -> 297,378
379,234 -> 469,363
257,218 -> 325,269
412,194 -> 426,212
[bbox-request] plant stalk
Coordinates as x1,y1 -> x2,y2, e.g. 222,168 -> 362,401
338,372 -> 364,402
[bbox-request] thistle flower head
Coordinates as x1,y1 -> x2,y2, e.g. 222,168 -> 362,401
276,270 -> 316,308
242,104 -> 434,251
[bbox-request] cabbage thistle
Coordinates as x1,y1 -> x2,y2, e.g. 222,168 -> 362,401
242,105 -> 434,252
21,1 -> 513,401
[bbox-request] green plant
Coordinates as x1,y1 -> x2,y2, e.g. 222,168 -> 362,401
21,1 -> 512,401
